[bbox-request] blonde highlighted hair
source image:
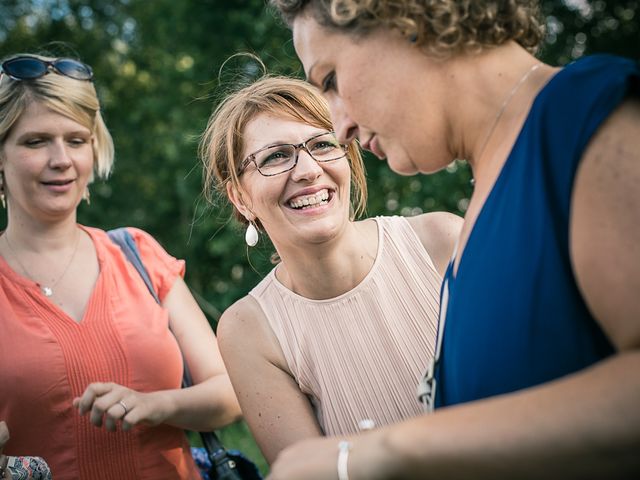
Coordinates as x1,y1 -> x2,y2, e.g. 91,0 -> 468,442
0,53 -> 114,180
200,75 -> 367,225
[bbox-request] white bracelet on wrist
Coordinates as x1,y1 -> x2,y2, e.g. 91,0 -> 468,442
337,440 -> 352,480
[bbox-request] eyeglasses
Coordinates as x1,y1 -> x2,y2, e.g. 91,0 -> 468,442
239,131 -> 348,177
0,56 -> 93,83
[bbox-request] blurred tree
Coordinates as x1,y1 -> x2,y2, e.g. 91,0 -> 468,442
0,2 -> 637,471
1,0 -> 637,320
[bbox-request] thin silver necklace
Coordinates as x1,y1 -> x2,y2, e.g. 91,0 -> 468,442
3,229 -> 81,297
474,62 -> 542,166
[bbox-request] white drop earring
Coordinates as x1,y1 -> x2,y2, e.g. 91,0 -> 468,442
245,221 -> 259,247
0,171 -> 5,209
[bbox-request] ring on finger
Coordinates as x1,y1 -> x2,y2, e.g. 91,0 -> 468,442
118,400 -> 129,415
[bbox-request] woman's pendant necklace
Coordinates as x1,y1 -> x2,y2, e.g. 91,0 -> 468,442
3,230 -> 81,297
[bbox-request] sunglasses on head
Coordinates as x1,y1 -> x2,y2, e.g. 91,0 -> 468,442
0,56 -> 93,82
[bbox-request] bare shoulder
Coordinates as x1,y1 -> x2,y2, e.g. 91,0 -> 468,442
217,295 -> 283,366
406,211 -> 463,276
406,211 -> 463,240
571,96 -> 640,349
218,295 -> 265,336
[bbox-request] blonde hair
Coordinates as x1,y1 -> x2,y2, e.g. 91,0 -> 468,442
0,53 -> 114,180
200,75 -> 367,225
271,0 -> 544,56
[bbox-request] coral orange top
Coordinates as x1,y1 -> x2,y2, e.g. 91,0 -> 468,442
0,226 -> 200,479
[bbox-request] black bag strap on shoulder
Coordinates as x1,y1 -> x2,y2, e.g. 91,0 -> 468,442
107,227 -> 253,480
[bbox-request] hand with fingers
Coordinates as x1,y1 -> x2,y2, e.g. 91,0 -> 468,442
73,382 -> 172,432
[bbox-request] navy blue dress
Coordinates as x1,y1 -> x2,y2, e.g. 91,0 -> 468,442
435,55 -> 640,408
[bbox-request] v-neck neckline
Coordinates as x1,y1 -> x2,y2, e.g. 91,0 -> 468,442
0,225 -> 105,325
450,66 -> 561,282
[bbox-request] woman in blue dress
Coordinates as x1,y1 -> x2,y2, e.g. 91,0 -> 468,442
266,0 -> 640,479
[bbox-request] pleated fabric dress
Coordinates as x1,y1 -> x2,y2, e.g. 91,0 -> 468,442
250,216 -> 442,435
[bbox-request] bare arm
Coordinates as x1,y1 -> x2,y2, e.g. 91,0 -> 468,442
268,99 -> 640,479
156,276 -> 242,430
75,277 -> 242,432
218,296 -> 323,463
406,211 -> 463,277
570,97 -> 640,351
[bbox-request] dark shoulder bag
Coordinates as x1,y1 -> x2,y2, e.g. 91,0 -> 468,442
107,228 -> 262,480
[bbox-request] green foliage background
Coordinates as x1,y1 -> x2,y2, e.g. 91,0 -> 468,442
1,0 -> 638,474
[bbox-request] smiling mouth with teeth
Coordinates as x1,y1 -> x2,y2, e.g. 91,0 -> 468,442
288,189 -> 330,209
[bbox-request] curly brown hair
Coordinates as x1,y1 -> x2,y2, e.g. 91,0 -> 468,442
270,0 -> 544,56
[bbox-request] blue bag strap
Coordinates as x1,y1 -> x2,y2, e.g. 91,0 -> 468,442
108,228 -> 197,391
107,227 -> 160,304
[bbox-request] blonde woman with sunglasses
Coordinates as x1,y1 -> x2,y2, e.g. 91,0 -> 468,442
0,53 -> 241,479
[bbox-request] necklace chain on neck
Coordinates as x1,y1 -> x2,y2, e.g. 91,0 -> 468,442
475,62 -> 542,164
3,229 -> 81,297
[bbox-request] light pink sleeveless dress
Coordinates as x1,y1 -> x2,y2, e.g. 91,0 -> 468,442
249,216 -> 442,435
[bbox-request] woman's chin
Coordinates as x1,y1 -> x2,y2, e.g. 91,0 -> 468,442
387,156 -> 420,176
388,152 -> 450,176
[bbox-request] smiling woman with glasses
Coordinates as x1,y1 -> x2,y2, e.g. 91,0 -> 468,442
200,74 -> 462,464
0,52 -> 241,479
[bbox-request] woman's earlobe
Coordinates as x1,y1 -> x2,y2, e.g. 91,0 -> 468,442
226,182 -> 244,212
226,182 -> 255,221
